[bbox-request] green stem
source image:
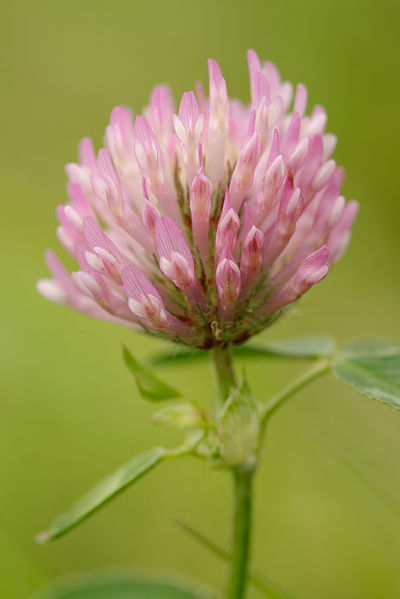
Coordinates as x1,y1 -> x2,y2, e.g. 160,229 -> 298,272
212,345 -> 237,401
211,347 -> 252,599
227,467 -> 253,599
261,359 -> 330,423
210,352 -> 330,598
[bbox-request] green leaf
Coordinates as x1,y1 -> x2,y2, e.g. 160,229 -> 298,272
151,347 -> 206,365
243,335 -> 336,359
333,339 -> 400,410
37,447 -> 165,543
123,345 -> 182,401
150,336 -> 336,365
31,573 -> 214,599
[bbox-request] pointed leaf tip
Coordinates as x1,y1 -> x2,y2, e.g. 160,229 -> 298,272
36,446 -> 165,543
35,530 -> 52,545
123,345 -> 182,401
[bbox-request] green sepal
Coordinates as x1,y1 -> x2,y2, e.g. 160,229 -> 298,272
217,376 -> 261,468
151,403 -> 207,430
333,338 -> 400,410
36,446 -> 165,543
123,345 -> 183,401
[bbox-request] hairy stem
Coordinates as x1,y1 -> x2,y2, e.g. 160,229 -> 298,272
227,467 -> 253,599
212,347 -> 252,599
210,351 -> 330,598
212,345 -> 237,401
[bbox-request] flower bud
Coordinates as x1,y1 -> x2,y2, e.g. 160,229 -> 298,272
216,243 -> 241,310
218,380 -> 261,468
151,403 -> 204,430
190,169 -> 212,258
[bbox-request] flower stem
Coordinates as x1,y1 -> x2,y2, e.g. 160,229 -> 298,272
227,466 -> 253,599
212,345 -> 237,401
210,353 -> 330,598
211,346 -> 252,599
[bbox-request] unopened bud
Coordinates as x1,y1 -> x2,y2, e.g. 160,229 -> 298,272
160,252 -> 195,290
216,244 -> 241,308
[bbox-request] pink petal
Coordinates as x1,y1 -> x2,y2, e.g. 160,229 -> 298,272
293,83 -> 308,118
78,138 -> 96,170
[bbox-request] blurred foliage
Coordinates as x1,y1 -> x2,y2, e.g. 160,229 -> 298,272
1,0 -> 400,598
32,572 -> 215,599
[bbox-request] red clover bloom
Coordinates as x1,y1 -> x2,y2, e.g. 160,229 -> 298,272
38,50 -> 358,348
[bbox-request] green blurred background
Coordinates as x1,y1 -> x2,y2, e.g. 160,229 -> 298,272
1,0 -> 400,597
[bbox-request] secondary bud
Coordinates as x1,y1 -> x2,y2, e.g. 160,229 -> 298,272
218,381 -> 261,467
151,402 -> 204,429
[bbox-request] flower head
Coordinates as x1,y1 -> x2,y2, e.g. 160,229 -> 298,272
38,50 -> 358,348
